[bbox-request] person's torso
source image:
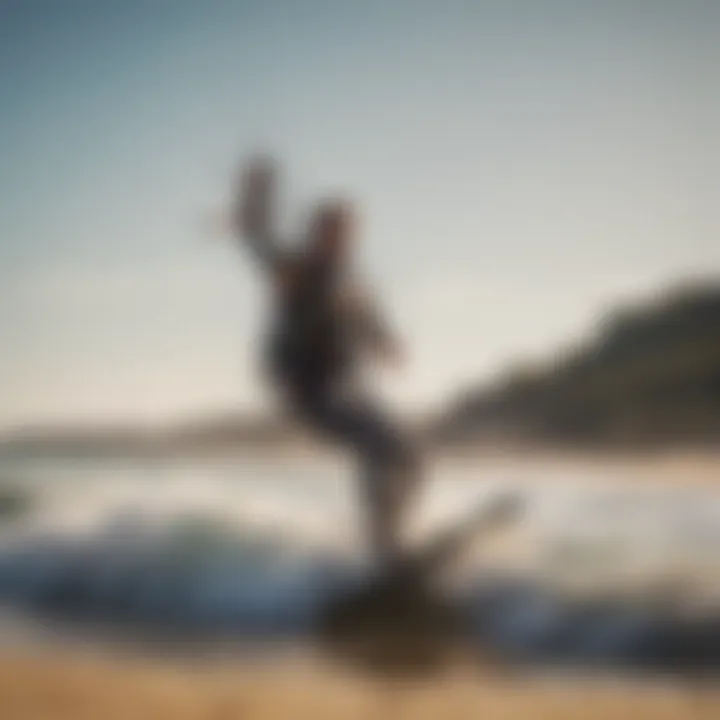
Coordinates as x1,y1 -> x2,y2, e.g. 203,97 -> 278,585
264,254 -> 357,393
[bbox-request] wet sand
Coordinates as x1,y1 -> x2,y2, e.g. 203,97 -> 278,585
1,649 -> 718,720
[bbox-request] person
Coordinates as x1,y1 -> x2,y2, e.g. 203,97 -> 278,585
232,155 -> 421,568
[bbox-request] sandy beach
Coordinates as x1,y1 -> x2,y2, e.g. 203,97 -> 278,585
2,649 -> 719,720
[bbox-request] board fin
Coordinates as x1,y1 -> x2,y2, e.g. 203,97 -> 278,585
396,489 -> 524,581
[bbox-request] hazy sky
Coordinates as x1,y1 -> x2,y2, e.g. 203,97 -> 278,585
1,1 -> 718,427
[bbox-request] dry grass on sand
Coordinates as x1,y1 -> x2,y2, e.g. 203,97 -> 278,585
1,651 -> 719,720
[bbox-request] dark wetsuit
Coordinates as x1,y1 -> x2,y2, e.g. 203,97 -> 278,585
239,197 -> 419,565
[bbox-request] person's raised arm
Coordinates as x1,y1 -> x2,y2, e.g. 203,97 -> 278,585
232,155 -> 286,276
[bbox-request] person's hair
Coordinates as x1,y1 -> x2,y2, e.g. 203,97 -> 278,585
309,199 -> 353,238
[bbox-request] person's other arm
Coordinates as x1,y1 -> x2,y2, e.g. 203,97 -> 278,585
345,283 -> 405,368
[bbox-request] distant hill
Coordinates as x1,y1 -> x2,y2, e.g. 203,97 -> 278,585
3,279 -> 719,457
436,280 -> 720,448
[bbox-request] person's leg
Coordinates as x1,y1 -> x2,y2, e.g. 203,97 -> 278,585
360,451 -> 415,568
297,389 -> 422,566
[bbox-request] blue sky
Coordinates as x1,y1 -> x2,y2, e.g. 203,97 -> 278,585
1,1 -> 718,426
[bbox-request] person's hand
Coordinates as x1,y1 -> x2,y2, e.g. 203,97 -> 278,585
242,154 -> 276,190
236,154 -> 277,235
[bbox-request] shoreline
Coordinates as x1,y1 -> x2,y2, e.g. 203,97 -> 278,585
2,443 -> 718,488
2,440 -> 719,462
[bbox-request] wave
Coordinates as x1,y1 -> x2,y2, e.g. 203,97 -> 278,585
0,511 -> 719,675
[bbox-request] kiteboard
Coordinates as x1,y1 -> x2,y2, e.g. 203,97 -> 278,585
317,490 -> 524,675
